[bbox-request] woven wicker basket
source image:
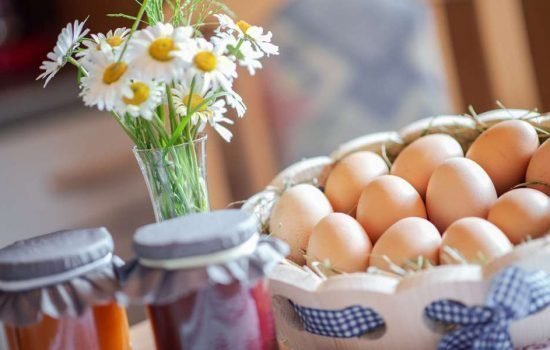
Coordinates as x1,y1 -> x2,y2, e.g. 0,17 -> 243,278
243,110 -> 550,349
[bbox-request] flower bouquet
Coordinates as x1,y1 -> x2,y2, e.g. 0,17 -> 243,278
37,0 -> 278,221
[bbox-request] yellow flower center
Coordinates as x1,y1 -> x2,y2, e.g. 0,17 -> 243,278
237,20 -> 251,34
193,51 -> 217,72
102,62 -> 127,85
184,93 -> 207,112
106,36 -> 124,47
123,82 -> 150,106
149,38 -> 175,62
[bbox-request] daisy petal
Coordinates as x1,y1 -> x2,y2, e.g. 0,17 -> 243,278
37,19 -> 89,86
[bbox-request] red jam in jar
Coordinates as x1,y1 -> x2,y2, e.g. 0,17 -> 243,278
148,281 -> 276,350
123,209 -> 288,350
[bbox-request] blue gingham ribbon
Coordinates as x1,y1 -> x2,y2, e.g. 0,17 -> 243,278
291,302 -> 385,338
425,266 -> 550,350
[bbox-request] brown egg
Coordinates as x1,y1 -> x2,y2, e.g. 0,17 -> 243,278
440,217 -> 513,265
325,151 -> 389,215
369,217 -> 441,272
466,120 -> 539,194
307,213 -> 372,273
526,139 -> 550,195
426,158 -> 497,232
356,175 -> 426,242
269,184 -> 333,264
391,134 -> 464,198
488,188 -> 550,244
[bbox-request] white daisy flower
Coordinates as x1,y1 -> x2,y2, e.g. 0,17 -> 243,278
214,14 -> 251,39
214,14 -> 237,33
174,73 -> 246,117
189,38 -> 237,93
172,78 -> 215,125
115,79 -> 163,120
214,14 -> 278,56
96,28 -> 130,51
37,19 -> 89,87
214,34 -> 263,75
238,41 -> 264,75
226,90 -> 247,117
77,28 -> 130,68
245,25 -> 279,56
171,80 -> 234,142
80,51 -> 132,111
208,102 -> 234,142
125,23 -> 194,83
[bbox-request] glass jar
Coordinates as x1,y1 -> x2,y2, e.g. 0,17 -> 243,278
0,228 -> 130,350
122,209 -> 288,350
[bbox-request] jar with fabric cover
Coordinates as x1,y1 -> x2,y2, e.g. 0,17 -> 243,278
0,228 -> 130,350
121,209 -> 288,350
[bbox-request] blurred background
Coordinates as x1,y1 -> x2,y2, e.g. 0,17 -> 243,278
0,0 -> 548,321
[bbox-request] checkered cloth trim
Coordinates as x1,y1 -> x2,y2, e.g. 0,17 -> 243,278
290,301 -> 385,338
527,270 -> 550,315
425,266 -> 550,350
425,300 -> 493,326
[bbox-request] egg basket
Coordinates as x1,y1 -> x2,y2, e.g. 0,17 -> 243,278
243,110 -> 550,349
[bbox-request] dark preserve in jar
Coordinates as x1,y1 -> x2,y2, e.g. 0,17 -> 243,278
122,209 -> 288,350
0,228 -> 130,350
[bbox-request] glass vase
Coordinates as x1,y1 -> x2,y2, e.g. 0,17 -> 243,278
134,135 -> 209,222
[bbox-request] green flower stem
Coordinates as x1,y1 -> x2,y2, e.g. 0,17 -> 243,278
185,129 -> 203,210
186,118 -> 194,145
118,0 -> 149,62
138,138 -> 209,220
156,105 -> 165,126
193,124 -> 201,137
111,112 -> 143,147
186,1 -> 196,26
134,118 -> 149,148
152,114 -> 170,143
67,57 -> 88,78
144,120 -> 162,149
186,76 -> 197,111
138,116 -> 207,218
166,91 -> 227,148
235,37 -> 245,51
166,118 -> 191,148
165,84 -> 178,136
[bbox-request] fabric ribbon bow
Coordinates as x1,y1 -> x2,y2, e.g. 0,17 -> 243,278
425,266 -> 550,350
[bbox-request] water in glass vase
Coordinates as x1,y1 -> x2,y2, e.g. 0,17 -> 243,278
133,134 -> 209,221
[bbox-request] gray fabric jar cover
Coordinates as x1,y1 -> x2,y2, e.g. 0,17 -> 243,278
121,209 -> 289,305
0,227 -> 124,327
